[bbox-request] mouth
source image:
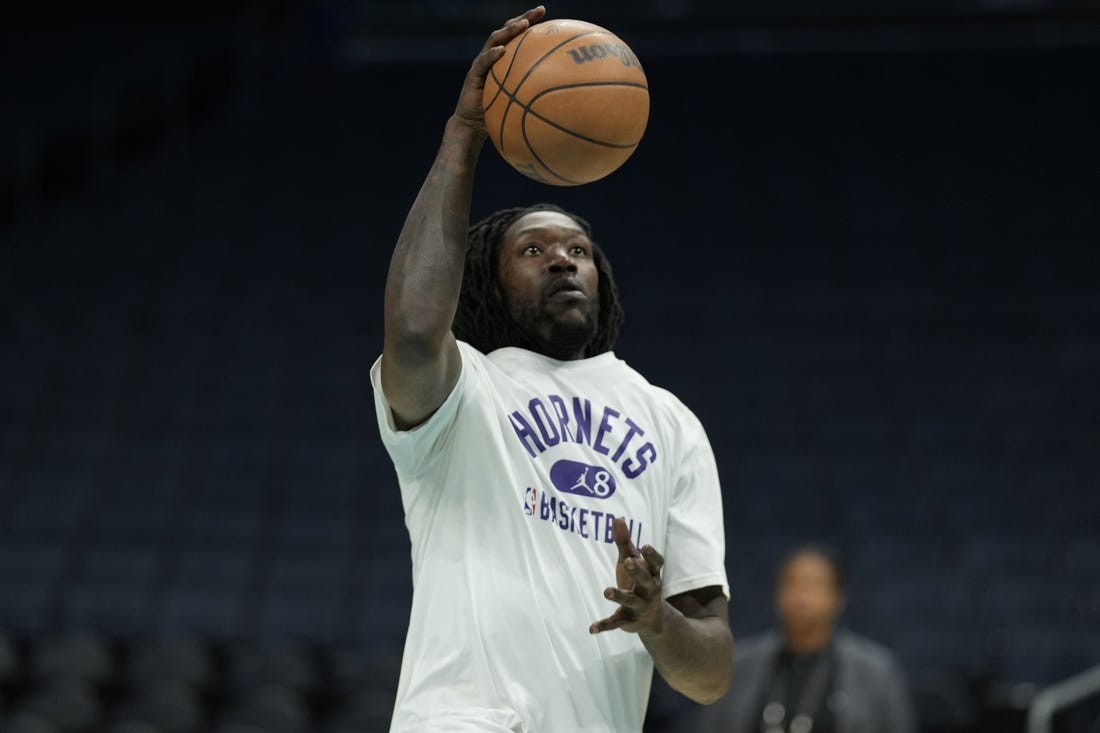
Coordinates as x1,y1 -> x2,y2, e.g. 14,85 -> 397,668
546,279 -> 586,299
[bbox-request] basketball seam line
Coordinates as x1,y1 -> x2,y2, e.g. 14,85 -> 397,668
524,81 -> 648,149
518,81 -> 647,185
484,30 -> 531,114
497,29 -> 605,175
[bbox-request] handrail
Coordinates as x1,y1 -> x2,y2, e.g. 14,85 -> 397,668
1027,664 -> 1100,733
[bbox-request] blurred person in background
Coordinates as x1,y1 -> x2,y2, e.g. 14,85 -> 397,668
699,545 -> 915,733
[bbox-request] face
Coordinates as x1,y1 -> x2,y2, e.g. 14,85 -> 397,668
776,553 -> 844,637
497,210 -> 601,360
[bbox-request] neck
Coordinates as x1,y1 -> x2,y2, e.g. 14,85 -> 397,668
785,625 -> 832,654
531,337 -> 590,361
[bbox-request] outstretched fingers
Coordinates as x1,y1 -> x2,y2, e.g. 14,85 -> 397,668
481,20 -> 523,53
623,554 -> 661,597
469,7 -> 544,78
595,521 -> 667,636
612,517 -> 642,562
604,586 -> 645,610
589,605 -> 631,634
641,544 -> 664,577
479,6 -> 545,54
504,5 -> 546,30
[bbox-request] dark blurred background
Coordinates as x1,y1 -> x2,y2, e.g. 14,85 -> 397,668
2,1 -> 1099,731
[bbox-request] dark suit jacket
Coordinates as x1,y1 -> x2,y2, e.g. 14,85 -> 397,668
697,630 -> 916,733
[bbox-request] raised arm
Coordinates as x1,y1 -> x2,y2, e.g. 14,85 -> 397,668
381,6 -> 546,430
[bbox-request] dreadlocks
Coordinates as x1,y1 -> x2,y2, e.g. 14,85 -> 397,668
452,203 -> 624,358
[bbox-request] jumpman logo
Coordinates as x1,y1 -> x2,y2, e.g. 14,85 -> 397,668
549,459 -> 617,500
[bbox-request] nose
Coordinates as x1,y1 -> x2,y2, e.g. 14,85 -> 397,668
546,243 -> 578,273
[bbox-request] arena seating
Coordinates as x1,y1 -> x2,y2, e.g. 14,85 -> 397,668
2,13 -> 1097,732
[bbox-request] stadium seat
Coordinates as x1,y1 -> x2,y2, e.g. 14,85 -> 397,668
218,683 -> 312,733
18,675 -> 103,733
226,642 -> 318,696
325,689 -> 400,733
0,630 -> 19,684
106,722 -> 164,733
127,638 -> 215,691
30,634 -> 115,687
111,679 -> 205,733
3,711 -> 61,733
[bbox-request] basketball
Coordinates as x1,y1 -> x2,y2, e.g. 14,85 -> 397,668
482,19 -> 649,186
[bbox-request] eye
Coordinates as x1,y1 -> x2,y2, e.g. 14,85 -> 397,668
569,243 -> 589,256
522,243 -> 542,255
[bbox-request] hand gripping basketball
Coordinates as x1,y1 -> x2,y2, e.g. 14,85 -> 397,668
454,6 -> 547,139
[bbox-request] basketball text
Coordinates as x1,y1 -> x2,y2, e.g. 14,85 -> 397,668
522,486 -> 645,548
566,43 -> 643,69
507,394 -> 658,480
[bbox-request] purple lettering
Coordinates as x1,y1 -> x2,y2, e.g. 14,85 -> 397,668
604,513 -> 616,543
578,508 -> 589,539
548,394 -> 573,442
529,398 -> 561,447
623,441 -> 657,479
572,397 -> 593,445
509,412 -> 545,458
593,406 -> 621,456
610,417 -> 644,462
540,492 -> 551,520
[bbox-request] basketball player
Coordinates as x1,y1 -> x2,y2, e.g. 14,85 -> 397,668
371,6 -> 732,731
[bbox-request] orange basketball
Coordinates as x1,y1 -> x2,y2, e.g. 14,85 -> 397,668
482,19 -> 649,186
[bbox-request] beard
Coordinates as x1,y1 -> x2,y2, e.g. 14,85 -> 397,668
504,293 -> 600,361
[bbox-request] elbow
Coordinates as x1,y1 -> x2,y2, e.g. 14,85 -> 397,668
689,671 -> 731,706
691,632 -> 733,705
384,306 -> 450,356
692,690 -> 726,707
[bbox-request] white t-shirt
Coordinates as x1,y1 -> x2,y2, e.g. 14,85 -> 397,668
371,341 -> 728,733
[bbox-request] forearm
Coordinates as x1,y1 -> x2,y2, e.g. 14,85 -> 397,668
384,117 -> 484,352
640,601 -> 733,705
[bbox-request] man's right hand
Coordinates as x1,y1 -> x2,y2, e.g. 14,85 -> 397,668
453,6 -> 547,139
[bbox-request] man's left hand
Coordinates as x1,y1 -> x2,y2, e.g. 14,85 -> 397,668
589,517 -> 666,635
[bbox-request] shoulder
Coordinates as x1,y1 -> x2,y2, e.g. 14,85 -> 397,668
455,341 -> 522,392
835,630 -> 904,673
622,370 -> 707,433
608,364 -> 716,464
593,352 -> 654,388
456,339 -> 494,369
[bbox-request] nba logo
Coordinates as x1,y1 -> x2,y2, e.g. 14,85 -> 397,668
523,487 -> 538,516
